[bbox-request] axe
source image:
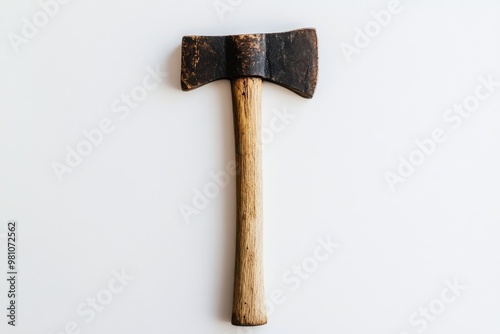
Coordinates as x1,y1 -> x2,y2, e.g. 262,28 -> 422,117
181,28 -> 318,326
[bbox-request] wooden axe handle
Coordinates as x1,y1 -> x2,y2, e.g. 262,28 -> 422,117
230,77 -> 267,326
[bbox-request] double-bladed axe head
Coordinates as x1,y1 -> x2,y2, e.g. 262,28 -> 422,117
181,28 -> 318,98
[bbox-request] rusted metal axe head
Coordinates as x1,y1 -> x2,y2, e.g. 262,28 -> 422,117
181,28 -> 318,98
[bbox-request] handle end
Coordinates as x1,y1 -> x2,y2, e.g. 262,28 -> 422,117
231,310 -> 267,326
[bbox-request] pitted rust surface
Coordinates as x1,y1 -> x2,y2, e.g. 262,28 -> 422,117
181,28 -> 318,98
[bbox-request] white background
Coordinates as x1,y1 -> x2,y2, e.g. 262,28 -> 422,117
1,0 -> 500,333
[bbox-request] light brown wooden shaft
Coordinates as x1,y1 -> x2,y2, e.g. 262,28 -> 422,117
230,77 -> 267,326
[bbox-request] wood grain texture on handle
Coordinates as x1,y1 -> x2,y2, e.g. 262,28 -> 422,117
230,77 -> 267,326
